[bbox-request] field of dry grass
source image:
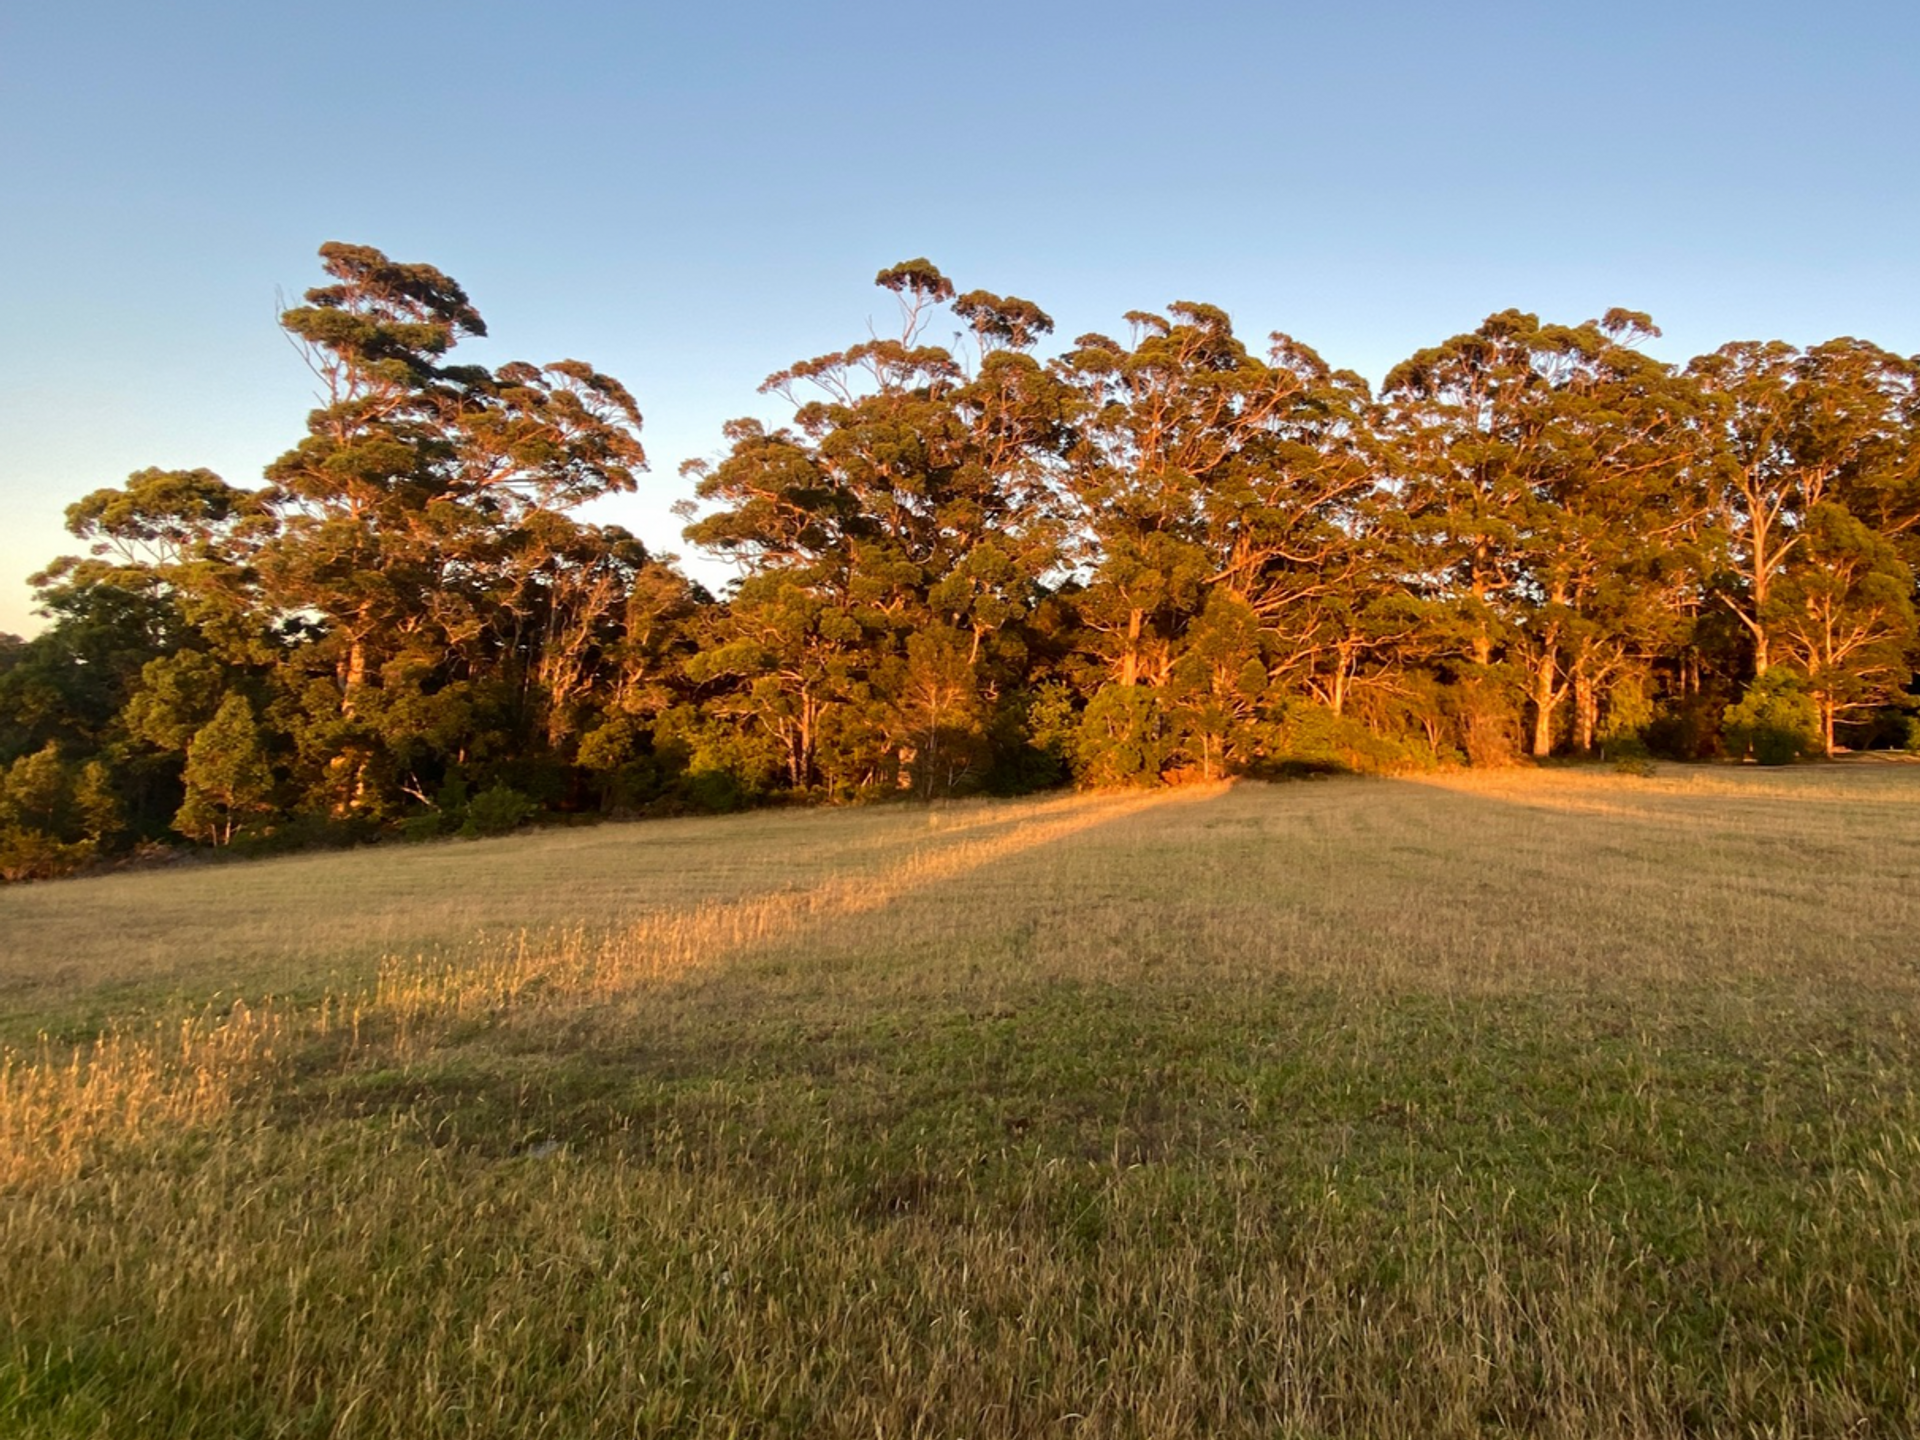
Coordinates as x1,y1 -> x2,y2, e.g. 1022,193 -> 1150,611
3,764 -> 1918,1437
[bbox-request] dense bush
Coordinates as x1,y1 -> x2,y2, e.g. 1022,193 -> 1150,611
1722,671 -> 1822,765
1072,686 -> 1173,788
460,785 -> 538,838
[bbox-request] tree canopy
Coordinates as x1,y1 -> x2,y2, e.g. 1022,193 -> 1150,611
5,242 -> 1917,874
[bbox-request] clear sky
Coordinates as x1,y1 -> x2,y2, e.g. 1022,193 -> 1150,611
3,0 -> 1916,636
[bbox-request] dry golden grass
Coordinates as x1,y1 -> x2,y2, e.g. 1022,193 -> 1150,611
0,790 -> 1135,1026
0,789 -> 1190,1187
3,764 -> 1918,1437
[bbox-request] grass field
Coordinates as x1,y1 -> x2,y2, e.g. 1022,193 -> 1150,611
3,765 -> 1918,1437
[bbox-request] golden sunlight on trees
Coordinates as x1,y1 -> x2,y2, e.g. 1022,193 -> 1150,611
3,243 -> 1918,871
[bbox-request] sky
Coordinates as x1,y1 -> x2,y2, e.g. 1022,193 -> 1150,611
3,0 -> 1916,636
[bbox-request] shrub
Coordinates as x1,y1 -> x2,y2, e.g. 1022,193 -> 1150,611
1612,748 -> 1658,783
0,825 -> 93,882
674,766 -> 746,814
1645,697 -> 1724,760
398,810 -> 450,842
1722,671 -> 1822,765
459,784 -> 537,838
980,685 -> 1074,796
1071,685 -> 1172,788
651,706 -> 779,808
232,812 -> 373,857
1443,675 -> 1523,768
1264,700 -> 1432,777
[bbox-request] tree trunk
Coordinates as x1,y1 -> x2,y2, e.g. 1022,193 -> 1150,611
1573,666 -> 1598,755
342,634 -> 368,717
1530,655 -> 1557,758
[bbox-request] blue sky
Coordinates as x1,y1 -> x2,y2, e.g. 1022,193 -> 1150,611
3,0 -> 1916,635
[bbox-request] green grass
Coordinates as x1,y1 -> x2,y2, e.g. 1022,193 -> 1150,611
3,768 -> 1919,1436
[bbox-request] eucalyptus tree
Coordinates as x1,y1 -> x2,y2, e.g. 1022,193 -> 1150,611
173,693 -> 276,844
1384,310 -> 1709,757
1058,304 -> 1285,697
49,466 -> 264,617
0,471 -> 258,847
1057,305 -> 1436,776
684,261 -> 1069,796
0,741 -> 122,880
21,467 -> 293,823
1687,338 -> 1918,681
1195,333 -> 1388,720
1688,341 -> 1821,679
1766,503 -> 1916,752
1795,339 -> 1920,554
682,261 -> 967,792
256,242 -> 652,814
1519,313 -> 1714,754
1383,313 -> 1548,671
0,575 -> 187,771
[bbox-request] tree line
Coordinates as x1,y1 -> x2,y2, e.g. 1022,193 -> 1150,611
3,243 -> 1915,876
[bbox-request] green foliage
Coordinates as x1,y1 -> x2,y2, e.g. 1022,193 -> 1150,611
1644,695 -> 1725,761
891,630 -> 992,800
652,705 -> 778,812
575,716 -> 638,776
1722,670 -> 1822,765
574,716 -> 675,812
1021,683 -> 1078,763
0,824 -> 90,883
1598,680 -> 1659,774
398,809 -> 450,842
680,767 -> 749,815
122,650 -> 230,754
1602,733 -> 1657,775
9,246 -> 1920,872
1265,699 -> 1431,776
0,580 -> 186,764
72,760 -> 124,843
230,811 -> 377,858
1765,503 -> 1917,751
1442,673 -> 1523,769
980,684 -> 1075,795
1597,675 -> 1656,751
175,694 -> 276,845
4,743 -> 72,831
458,784 -> 537,838
0,744 -> 124,880
1071,685 -> 1171,787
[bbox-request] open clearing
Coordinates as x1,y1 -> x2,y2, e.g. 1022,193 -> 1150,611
3,766 -> 1918,1437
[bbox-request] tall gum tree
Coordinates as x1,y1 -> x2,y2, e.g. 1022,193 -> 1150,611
1686,339 -> 1917,679
1197,334 -> 1385,720
1795,340 -> 1920,556
1767,503 -> 1916,753
259,242 -> 651,813
1058,303 -> 1299,694
1385,310 -> 1709,757
683,262 -> 1068,795
1519,312 -> 1713,755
